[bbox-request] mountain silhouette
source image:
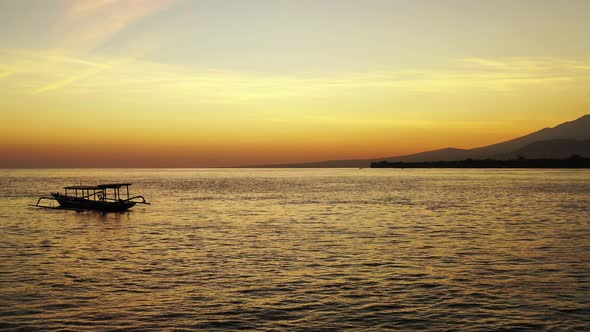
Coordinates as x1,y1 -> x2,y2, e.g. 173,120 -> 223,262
498,139 -> 590,159
244,114 -> 590,168
466,114 -> 590,158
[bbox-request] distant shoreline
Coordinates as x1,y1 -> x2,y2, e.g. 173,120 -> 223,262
370,156 -> 590,168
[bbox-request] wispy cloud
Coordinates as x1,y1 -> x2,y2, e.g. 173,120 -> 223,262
0,1 -> 182,95
0,70 -> 15,79
461,57 -> 590,73
32,63 -> 114,94
57,0 -> 182,52
2,51 -> 589,100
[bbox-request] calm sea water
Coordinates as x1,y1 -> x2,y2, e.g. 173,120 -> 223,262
0,169 -> 589,331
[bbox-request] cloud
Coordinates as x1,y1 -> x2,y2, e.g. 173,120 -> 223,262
0,70 -> 15,79
57,0 -> 182,52
6,1 -> 182,93
32,63 -> 114,94
1,51 -> 589,99
461,57 -> 590,74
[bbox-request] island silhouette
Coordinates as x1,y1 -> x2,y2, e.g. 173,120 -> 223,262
245,114 -> 590,168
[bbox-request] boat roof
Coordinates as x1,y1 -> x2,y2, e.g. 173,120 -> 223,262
64,183 -> 132,190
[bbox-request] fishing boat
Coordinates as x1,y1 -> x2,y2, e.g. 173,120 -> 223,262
32,183 -> 150,212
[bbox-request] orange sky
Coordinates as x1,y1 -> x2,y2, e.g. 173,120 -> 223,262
1,1 -> 589,167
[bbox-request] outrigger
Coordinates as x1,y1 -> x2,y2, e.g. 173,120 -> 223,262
32,183 -> 150,212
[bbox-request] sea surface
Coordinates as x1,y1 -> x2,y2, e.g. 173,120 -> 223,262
0,169 -> 589,331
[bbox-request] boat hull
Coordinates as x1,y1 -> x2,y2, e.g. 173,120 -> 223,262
53,195 -> 136,212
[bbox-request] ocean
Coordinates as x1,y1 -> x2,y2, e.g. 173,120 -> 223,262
1,168 -> 589,331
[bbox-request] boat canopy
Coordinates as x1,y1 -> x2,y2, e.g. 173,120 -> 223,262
63,183 -> 132,190
33,182 -> 149,211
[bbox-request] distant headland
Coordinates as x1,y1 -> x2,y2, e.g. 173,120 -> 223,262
244,114 -> 590,168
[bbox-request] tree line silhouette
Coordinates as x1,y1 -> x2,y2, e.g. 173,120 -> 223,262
370,155 -> 590,168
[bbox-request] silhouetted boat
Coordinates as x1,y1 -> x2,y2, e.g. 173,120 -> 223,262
32,183 -> 150,212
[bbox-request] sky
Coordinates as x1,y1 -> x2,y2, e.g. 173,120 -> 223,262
1,0 -> 589,167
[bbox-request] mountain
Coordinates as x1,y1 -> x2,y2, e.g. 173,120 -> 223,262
466,114 -> 590,158
242,114 -> 590,168
499,139 -> 590,159
380,114 -> 590,162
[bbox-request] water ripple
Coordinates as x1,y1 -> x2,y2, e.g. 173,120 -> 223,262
0,169 -> 589,331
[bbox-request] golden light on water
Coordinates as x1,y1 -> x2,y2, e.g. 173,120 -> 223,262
2,168 -> 589,329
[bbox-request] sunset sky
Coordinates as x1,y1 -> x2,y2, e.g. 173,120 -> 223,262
1,0 -> 589,167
